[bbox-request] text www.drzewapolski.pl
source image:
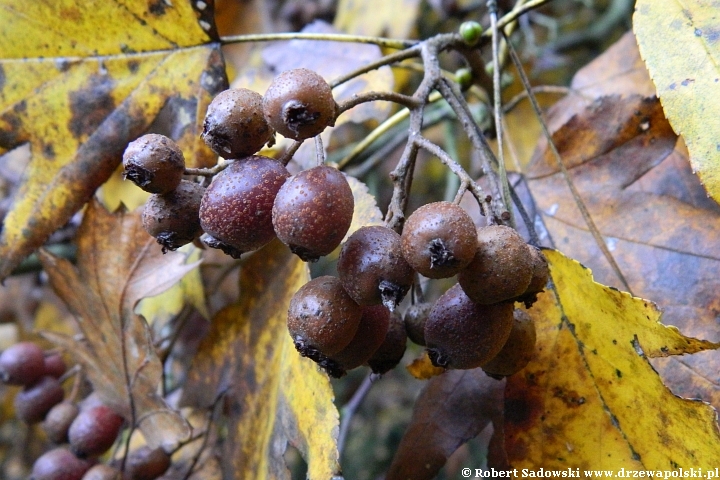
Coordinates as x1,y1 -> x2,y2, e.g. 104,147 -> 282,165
461,468 -> 720,479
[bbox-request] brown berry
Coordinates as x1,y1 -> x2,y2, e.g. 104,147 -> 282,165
424,283 -> 514,370
400,202 -> 477,278
30,447 -> 94,480
142,180 -> 205,252
326,305 -> 392,377
202,88 -> 273,159
69,405 -> 124,458
482,309 -> 537,377
15,375 -> 65,424
122,134 -> 185,194
272,165 -> 354,262
263,68 -> 337,140
0,341 -> 46,385
457,225 -> 534,305
367,310 -> 407,374
81,464 -> 122,480
287,276 -> 363,358
125,446 -> 171,480
404,302 -> 432,346
43,401 -> 80,444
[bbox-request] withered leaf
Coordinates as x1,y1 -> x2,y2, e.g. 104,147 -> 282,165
0,0 -> 227,280
39,200 -> 197,451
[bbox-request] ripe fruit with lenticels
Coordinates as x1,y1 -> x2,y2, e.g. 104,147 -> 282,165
0,341 -> 46,385
457,225 -> 534,305
287,276 -> 363,361
142,180 -> 205,253
424,283 -> 514,370
122,134 -> 186,194
272,165 -> 354,262
202,88 -> 273,159
263,68 -> 337,141
337,225 -> 414,310
199,156 -> 290,258
400,201 -> 477,279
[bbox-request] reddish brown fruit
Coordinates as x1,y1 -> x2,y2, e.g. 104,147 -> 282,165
287,276 -> 363,359
0,341 -> 46,385
272,165 -> 354,262
43,352 -> 67,379
142,180 -> 205,252
367,310 -> 407,374
424,283 -> 514,370
458,225 -> 534,305
122,134 -> 185,194
30,447 -> 94,480
125,446 -> 171,480
202,88 -> 273,159
15,375 -> 65,424
68,405 -> 124,458
403,302 -> 432,346
400,202 -> 477,279
516,246 -> 550,307
482,309 -> 537,377
199,156 -> 290,258
43,401 -> 80,444
263,68 -> 337,140
337,226 -> 414,310
326,305 -> 392,377
81,464 -> 122,480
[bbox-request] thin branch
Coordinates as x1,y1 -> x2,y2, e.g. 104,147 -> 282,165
220,32 -> 416,50
338,373 -> 376,455
504,34 -> 633,293
487,0 -> 554,37
336,91 -> 422,113
330,46 -> 422,88
503,85 -> 575,113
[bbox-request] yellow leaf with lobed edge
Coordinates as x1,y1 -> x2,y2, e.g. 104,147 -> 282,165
505,250 -> 720,470
0,0 -> 227,280
634,0 -> 720,204
182,239 -> 340,480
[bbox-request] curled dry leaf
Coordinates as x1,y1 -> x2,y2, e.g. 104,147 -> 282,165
0,0 -> 227,280
182,239 -> 340,480
504,250 -> 720,469
38,200 -> 197,451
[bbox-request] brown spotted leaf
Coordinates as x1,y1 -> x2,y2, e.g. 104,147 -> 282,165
38,200 -> 198,451
525,31 -> 720,417
182,239 -> 340,480
387,370 -> 505,480
0,0 -> 227,280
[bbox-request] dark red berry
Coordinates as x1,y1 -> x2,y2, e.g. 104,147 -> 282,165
43,401 -> 80,444
81,464 -> 122,480
287,276 -> 363,359
199,156 -> 290,258
43,352 -> 67,379
0,341 -> 46,385
202,88 -> 273,159
337,226 -> 414,310
272,165 -> 354,262
367,310 -> 407,374
142,180 -> 205,252
457,225 -> 534,305
326,305 -> 392,377
400,201 -> 477,279
424,283 -> 514,370
124,446 -> 172,480
15,375 -> 65,424
263,68 -> 337,140
30,447 -> 94,480
122,134 -> 185,194
68,405 -> 124,458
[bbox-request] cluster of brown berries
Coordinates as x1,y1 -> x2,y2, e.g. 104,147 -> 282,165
0,342 -> 170,480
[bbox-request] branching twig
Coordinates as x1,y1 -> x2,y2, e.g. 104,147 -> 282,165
221,32 -> 416,50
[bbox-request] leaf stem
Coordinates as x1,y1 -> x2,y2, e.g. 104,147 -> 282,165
220,32 -> 417,50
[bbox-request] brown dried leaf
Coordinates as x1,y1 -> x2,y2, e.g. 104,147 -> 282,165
38,200 -> 196,451
387,370 -> 504,480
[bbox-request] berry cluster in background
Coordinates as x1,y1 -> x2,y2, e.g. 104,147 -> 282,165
121,62 -> 549,381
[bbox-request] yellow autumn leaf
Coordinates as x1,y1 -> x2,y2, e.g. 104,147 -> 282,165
182,239 -> 340,480
634,0 -> 720,204
505,250 -> 720,470
0,0 -> 227,280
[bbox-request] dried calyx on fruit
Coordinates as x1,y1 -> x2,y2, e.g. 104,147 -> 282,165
142,180 -> 205,253
199,156 -> 290,258
122,134 -> 186,194
202,88 -> 273,159
263,68 -> 337,141
273,165 -> 354,262
338,226 -> 414,311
